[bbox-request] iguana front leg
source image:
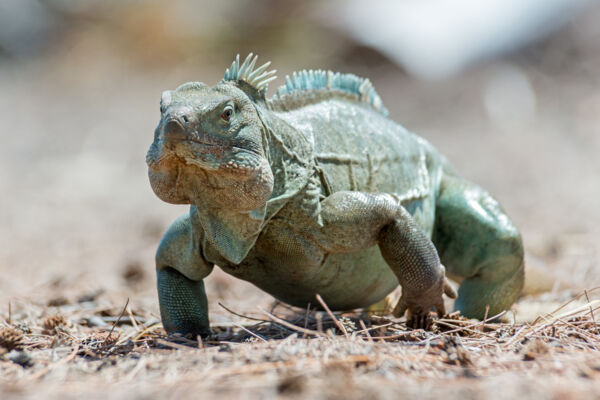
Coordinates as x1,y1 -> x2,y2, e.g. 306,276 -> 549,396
155,214 -> 214,337
318,191 -> 456,328
157,268 -> 210,336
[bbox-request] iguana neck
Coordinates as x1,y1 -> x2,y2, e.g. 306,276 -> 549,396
255,105 -> 315,220
190,107 -> 316,265
191,204 -> 266,265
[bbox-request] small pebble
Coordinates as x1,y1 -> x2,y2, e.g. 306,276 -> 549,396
8,350 -> 34,368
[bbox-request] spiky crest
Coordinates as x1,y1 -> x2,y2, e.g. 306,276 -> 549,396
271,69 -> 388,116
223,53 -> 277,95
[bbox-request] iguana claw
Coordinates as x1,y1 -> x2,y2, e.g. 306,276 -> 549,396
393,273 -> 457,330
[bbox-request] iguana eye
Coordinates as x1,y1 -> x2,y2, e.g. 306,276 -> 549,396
221,107 -> 233,122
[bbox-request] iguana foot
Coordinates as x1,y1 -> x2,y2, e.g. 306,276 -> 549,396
157,268 -> 211,337
393,274 -> 457,330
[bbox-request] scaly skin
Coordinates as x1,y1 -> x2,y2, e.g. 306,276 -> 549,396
147,54 -> 524,335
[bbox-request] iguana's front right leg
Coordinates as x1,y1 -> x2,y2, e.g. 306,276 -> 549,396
157,268 -> 210,336
318,191 -> 456,328
156,214 -> 214,337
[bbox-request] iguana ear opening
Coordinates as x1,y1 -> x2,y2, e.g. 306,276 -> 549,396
222,53 -> 277,103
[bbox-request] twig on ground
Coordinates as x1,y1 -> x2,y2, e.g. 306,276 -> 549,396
435,320 -> 498,340
126,306 -> 139,331
316,294 -> 348,338
427,310 -> 506,343
234,323 -> 267,342
584,289 -> 597,333
261,308 -> 325,337
302,302 -> 312,339
531,286 -> 600,325
359,319 -> 374,342
219,302 -> 269,322
482,305 -> 490,332
133,323 -> 163,342
104,298 -> 129,345
356,322 -> 393,335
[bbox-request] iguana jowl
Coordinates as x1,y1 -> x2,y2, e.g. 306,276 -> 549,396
146,54 -> 524,335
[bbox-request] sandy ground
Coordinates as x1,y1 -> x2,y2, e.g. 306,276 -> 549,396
1,4 -> 600,398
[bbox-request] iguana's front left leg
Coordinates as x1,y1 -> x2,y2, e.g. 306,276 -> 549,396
318,191 -> 456,328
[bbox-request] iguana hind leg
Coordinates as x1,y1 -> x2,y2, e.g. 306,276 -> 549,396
319,191 -> 456,328
432,174 -> 524,320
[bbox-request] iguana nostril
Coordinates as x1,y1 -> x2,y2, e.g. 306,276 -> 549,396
164,118 -> 185,139
182,115 -> 190,124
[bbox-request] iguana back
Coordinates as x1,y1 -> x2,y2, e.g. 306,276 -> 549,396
268,69 -> 440,232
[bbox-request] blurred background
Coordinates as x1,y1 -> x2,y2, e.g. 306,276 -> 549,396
1,0 -> 599,314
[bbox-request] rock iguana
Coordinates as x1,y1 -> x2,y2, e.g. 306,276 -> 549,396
146,54 -> 524,335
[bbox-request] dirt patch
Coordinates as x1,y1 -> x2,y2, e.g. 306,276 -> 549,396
1,286 -> 599,399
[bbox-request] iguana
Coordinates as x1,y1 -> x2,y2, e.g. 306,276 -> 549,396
146,54 -> 524,335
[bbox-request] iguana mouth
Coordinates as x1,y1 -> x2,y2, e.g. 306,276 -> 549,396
168,138 -> 229,152
155,136 -> 263,176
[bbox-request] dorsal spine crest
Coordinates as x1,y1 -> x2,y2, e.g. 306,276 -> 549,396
223,53 -> 277,95
272,69 -> 388,116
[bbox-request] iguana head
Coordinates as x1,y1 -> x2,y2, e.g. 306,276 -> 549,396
146,54 -> 277,211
